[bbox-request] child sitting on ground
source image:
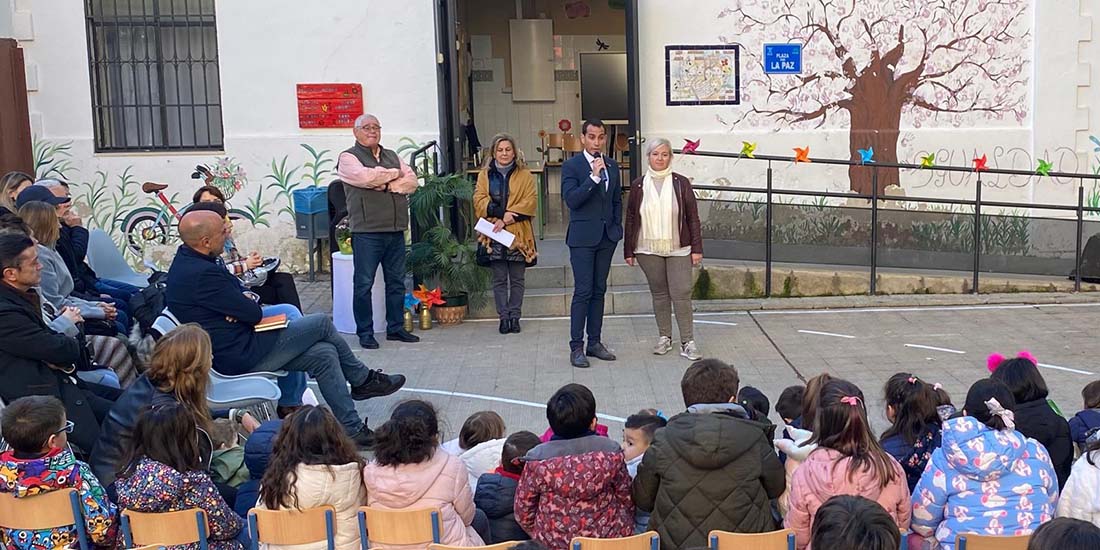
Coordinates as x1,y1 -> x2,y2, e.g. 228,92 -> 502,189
1029,518 -> 1100,550
932,382 -> 957,422
0,396 -> 118,550
515,384 -> 634,550
1069,381 -> 1100,454
622,410 -> 667,533
210,418 -> 248,488
785,379 -> 911,550
810,495 -> 902,550
474,431 -> 542,543
775,385 -> 805,464
879,373 -> 942,492
737,386 -> 771,423
442,411 -> 508,490
777,374 -> 832,516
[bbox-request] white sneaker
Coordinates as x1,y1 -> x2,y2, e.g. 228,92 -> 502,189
680,340 -> 702,360
652,336 -> 673,355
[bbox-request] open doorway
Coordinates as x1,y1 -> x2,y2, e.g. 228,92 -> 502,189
442,0 -> 639,239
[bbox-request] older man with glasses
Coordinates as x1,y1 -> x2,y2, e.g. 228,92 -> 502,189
336,114 -> 421,349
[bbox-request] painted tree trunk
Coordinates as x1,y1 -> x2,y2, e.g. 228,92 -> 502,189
845,98 -> 904,196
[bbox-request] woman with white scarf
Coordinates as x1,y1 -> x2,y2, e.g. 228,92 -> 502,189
624,138 -> 703,360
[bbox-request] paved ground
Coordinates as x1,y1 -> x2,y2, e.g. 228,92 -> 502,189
294,275 -> 1100,440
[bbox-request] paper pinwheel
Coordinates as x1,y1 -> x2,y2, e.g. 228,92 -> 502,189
794,147 -> 811,163
920,153 -> 936,169
740,141 -> 757,159
1036,159 -> 1053,177
682,138 -> 700,154
972,154 -> 989,172
413,285 -> 446,309
404,292 -> 420,312
858,147 -> 874,164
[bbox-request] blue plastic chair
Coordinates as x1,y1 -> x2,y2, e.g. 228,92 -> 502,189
249,506 -> 336,550
357,507 -> 441,550
0,489 -> 90,550
86,229 -> 150,289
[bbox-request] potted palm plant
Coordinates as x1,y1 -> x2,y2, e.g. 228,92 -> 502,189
407,172 -> 489,325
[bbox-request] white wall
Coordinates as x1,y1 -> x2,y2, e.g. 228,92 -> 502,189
12,0 -> 440,269
636,0 -> 1096,208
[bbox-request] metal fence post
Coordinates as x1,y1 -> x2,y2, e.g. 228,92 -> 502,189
870,168 -> 879,295
765,162 -> 773,297
972,175 -> 982,294
1077,181 -> 1085,292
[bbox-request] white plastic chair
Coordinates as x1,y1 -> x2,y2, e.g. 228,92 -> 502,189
86,229 -> 149,289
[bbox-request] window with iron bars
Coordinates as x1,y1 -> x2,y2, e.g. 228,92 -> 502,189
84,0 -> 224,152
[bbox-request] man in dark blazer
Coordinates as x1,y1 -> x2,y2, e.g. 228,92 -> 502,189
561,119 -> 622,368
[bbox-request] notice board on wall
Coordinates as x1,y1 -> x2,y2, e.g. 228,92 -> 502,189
296,83 -> 363,128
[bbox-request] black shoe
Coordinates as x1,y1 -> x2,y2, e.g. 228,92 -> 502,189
351,425 -> 375,449
351,370 -> 407,400
276,405 -> 304,419
586,342 -> 617,361
570,348 -> 590,368
359,334 -> 380,349
499,319 -> 510,334
510,319 -> 521,334
387,330 -> 420,343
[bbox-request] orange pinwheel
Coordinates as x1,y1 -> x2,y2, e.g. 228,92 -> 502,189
794,147 -> 811,163
413,285 -> 446,309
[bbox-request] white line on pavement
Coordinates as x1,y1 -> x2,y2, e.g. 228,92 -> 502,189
696,320 -> 739,326
1037,363 -> 1096,376
798,329 -> 856,339
904,344 -> 967,354
397,386 -> 627,423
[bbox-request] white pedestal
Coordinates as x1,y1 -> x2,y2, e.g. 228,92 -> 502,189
331,252 -> 386,335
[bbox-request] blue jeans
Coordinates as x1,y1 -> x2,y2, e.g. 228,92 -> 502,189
250,313 -> 371,434
262,304 -> 307,408
351,232 -> 406,336
95,279 -> 141,302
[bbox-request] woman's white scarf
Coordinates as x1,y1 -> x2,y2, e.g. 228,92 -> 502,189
639,165 -> 677,255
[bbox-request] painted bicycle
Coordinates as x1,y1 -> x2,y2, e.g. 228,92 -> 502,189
120,164 -> 253,255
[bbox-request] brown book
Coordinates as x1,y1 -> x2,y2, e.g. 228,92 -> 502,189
254,313 -> 289,333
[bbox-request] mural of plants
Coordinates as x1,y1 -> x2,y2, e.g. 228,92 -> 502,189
244,186 -> 272,228
207,157 -> 248,201
720,0 -> 1030,194
264,156 -> 302,219
32,138 -> 75,180
300,144 -> 334,187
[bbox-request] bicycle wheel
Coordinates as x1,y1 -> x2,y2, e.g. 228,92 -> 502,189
120,207 -> 170,256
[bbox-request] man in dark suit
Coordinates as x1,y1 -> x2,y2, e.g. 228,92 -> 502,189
562,119 -> 622,368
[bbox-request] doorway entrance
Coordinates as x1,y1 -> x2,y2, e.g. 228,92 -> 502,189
435,0 -> 641,239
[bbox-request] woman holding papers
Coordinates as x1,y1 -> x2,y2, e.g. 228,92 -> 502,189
474,133 -> 538,335
623,137 -> 704,360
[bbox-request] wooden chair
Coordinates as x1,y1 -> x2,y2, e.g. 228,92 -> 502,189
546,132 -> 565,164
563,134 -> 583,158
613,133 -> 630,165
956,533 -> 1030,550
249,506 -> 336,550
430,542 -> 522,550
122,509 -> 209,550
0,489 -> 90,550
572,531 -> 659,550
709,529 -> 795,550
357,507 -> 442,550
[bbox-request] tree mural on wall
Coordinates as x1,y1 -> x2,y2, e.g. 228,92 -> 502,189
720,0 -> 1030,194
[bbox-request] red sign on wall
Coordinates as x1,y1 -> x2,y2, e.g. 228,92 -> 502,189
296,83 -> 363,128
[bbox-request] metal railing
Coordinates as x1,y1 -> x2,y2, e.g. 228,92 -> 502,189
688,149 -> 1100,296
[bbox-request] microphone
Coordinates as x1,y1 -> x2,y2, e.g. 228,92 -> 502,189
593,152 -> 609,183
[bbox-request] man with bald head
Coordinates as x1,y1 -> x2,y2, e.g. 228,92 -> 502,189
337,113 -> 420,350
166,209 -> 404,446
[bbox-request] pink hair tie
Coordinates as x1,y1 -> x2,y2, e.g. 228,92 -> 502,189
840,396 -> 861,407
933,383 -> 943,391
987,350 -> 1038,373
907,376 -> 918,384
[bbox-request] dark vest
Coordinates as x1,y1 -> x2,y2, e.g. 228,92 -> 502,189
342,143 -> 410,233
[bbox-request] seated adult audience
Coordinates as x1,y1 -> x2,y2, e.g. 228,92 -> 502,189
0,396 -> 118,550
193,185 -> 302,310
256,406 -> 365,550
19,200 -> 124,334
90,323 -> 257,487
810,495 -> 902,550
0,232 -> 119,452
0,171 -> 33,215
632,359 -> 785,550
115,402 -> 246,550
165,209 -> 404,446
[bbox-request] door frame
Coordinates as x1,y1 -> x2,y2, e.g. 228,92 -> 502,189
625,0 -> 641,183
434,0 -> 462,175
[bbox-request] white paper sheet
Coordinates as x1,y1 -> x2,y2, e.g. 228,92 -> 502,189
475,217 -> 516,248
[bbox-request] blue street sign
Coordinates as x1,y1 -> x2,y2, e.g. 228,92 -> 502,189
763,43 -> 802,74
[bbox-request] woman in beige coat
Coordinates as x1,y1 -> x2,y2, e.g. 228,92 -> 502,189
256,406 -> 366,550
362,401 -> 486,550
